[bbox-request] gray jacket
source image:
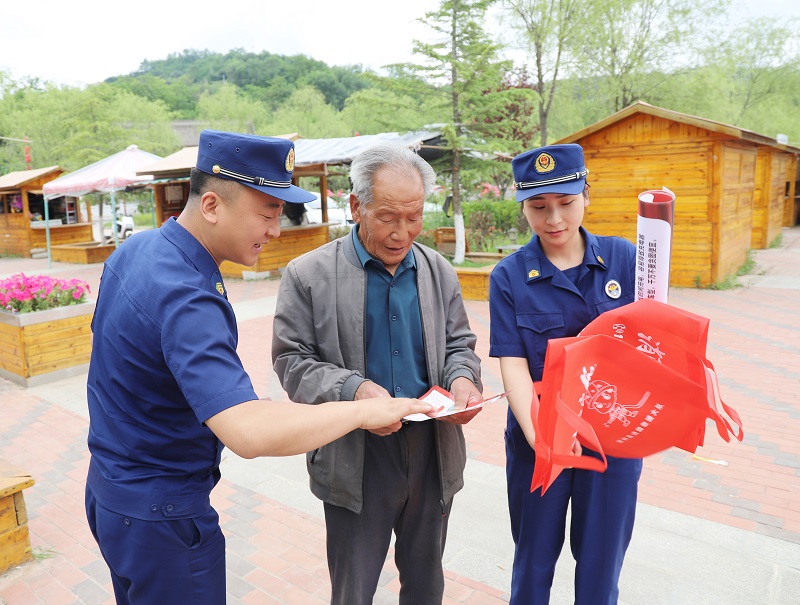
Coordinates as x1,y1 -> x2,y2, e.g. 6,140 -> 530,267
272,232 -> 482,513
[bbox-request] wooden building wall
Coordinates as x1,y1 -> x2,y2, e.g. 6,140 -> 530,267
0,215 -> 30,257
1,169 -> 96,258
220,224 -> 330,279
752,148 -> 796,247
573,113 -> 755,287
787,156 -> 800,227
717,143 -> 756,284
153,181 -> 190,225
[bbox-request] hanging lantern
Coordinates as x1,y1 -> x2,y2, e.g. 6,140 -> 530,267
24,136 -> 32,169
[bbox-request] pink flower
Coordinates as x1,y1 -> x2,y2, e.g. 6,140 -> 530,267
0,273 -> 89,314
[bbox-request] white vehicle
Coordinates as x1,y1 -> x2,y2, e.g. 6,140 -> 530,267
116,214 -> 135,239
305,193 -> 353,226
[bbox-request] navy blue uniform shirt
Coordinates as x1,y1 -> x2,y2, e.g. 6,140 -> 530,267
490,227 -> 636,380
86,218 -> 258,515
352,226 -> 428,398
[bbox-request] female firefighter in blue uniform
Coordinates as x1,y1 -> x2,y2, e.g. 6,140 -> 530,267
489,143 -> 642,604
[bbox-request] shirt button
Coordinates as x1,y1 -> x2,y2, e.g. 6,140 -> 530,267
166,504 -> 175,513
395,386 -> 401,392
393,350 -> 399,356
150,504 -> 158,512
391,315 -> 397,321
123,517 -> 131,526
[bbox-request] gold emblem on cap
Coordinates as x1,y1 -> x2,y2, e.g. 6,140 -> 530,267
534,152 -> 556,174
216,282 -> 225,296
528,269 -> 540,279
285,148 -> 295,172
212,165 -> 221,174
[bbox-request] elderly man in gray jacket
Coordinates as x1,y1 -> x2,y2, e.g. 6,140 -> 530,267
272,143 -> 483,605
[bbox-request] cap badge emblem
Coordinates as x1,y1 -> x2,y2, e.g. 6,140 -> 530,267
534,152 -> 556,174
212,165 -> 221,174
605,279 -> 621,299
285,148 -> 295,172
528,269 -> 540,279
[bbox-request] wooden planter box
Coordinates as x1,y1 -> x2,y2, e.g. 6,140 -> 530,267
434,227 -> 470,255
0,460 -> 35,575
0,302 -> 95,387
455,264 -> 495,301
220,223 -> 331,280
50,241 -> 117,264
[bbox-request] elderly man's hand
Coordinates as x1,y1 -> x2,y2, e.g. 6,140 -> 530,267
439,376 -> 483,425
355,380 -> 401,436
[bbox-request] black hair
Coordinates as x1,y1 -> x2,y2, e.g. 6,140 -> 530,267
188,168 -> 240,203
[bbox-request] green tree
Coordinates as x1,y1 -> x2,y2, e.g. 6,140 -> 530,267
400,0 -> 510,264
108,73 -> 200,119
0,81 -> 177,172
264,86 -> 351,138
577,0 -> 726,112
702,17 -> 800,125
340,87 -> 437,135
196,83 -> 270,133
500,0 -> 593,145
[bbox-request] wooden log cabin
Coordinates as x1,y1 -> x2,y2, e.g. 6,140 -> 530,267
556,101 -> 799,287
0,166 -> 94,258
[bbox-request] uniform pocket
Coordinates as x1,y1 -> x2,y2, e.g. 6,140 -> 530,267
165,517 -> 202,549
515,312 -> 565,335
595,293 -> 635,315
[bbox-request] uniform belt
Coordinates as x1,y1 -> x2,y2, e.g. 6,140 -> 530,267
87,462 -> 212,520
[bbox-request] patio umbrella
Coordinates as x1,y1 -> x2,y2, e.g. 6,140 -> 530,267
42,145 -> 162,263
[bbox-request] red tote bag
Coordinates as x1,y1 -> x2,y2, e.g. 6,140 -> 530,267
530,337 -> 608,494
579,298 -> 743,449
530,300 -> 744,495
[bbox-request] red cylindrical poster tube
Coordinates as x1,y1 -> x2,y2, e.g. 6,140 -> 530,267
635,187 -> 675,303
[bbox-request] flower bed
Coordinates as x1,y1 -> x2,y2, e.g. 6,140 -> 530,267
0,273 -> 90,314
0,274 -> 94,387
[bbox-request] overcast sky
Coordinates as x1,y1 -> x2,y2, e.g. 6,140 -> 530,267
1,0 -> 798,88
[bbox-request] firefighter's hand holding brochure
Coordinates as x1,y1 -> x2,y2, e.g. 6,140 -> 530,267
403,386 -> 510,422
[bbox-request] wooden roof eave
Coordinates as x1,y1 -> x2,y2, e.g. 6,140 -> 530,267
556,100 -> 800,154
0,165 -> 63,192
293,163 -> 348,178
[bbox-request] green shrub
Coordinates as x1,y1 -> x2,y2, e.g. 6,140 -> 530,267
463,199 -> 521,234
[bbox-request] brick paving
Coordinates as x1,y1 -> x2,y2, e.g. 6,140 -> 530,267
1,226 -> 799,603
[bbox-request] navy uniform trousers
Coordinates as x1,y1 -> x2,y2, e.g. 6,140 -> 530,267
323,420 -> 451,605
506,428 -> 642,605
86,485 -> 226,605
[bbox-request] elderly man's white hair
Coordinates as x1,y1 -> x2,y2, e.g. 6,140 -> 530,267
349,143 -> 437,206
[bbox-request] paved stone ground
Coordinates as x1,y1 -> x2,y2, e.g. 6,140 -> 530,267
1,226 -> 799,604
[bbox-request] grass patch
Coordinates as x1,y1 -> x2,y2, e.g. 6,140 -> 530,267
696,250 -> 757,290
704,275 -> 741,290
31,546 -> 58,560
736,249 -> 757,276
448,257 -> 497,268
768,233 -> 784,249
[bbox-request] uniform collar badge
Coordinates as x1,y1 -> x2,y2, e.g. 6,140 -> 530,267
528,268 -> 540,279
597,255 -> 605,265
605,279 -> 621,299
216,282 -> 225,296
